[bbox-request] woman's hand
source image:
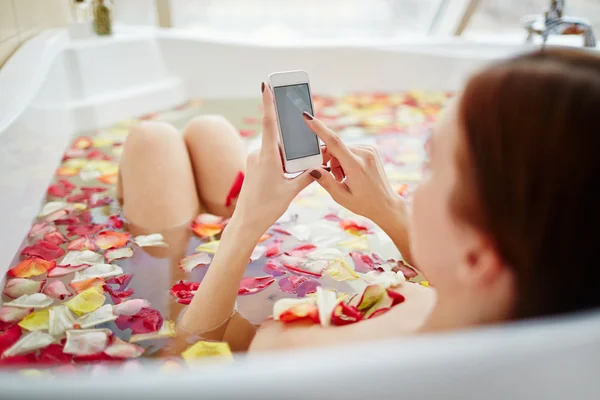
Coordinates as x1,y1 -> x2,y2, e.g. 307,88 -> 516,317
303,113 -> 407,226
232,83 -> 313,237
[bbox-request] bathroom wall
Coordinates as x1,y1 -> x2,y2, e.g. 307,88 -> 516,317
0,0 -> 70,67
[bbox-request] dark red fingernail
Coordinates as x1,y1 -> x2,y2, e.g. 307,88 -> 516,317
302,111 -> 314,120
323,166 -> 331,172
262,82 -> 266,93
309,170 -> 321,179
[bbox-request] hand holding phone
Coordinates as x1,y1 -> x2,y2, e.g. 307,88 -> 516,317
269,70 -> 323,173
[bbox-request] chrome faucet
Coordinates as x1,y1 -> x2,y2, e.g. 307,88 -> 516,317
523,0 -> 596,47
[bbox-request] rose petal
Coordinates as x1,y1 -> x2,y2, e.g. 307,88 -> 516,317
59,250 -> 104,267
105,274 -> 133,290
65,287 -> 106,314
63,329 -> 111,356
69,277 -> 105,294
104,247 -> 134,263
18,309 -> 49,331
323,213 -> 342,222
287,225 -> 311,242
20,241 -> 65,261
258,233 -> 272,243
338,235 -> 370,251
38,202 -> 68,217
315,287 -> 338,327
0,325 -> 23,355
272,227 -> 292,236
225,171 -> 245,207
195,240 -> 219,254
37,344 -> 74,365
238,276 -> 275,296
72,264 -> 124,282
47,264 -> 89,278
133,233 -> 168,248
283,263 -> 323,278
362,271 -> 405,288
108,215 -> 124,229
0,307 -> 32,323
191,222 -> 224,238
273,298 -> 319,324
3,279 -> 44,299
8,257 -> 56,278
277,254 -> 304,267
340,219 -> 369,234
178,253 -> 211,273
113,299 -> 151,316
129,320 -> 176,343
250,245 -> 267,262
296,279 -> 321,298
276,212 -> 298,224
170,281 -> 199,305
350,252 -> 380,273
284,244 -> 317,258
115,308 -> 163,334
331,302 -> 363,326
28,223 -> 57,241
67,236 -> 98,251
66,193 -> 89,203
2,331 -> 55,358
391,260 -> 419,280
67,224 -> 103,237
181,341 -> 233,363
104,338 -> 145,359
48,306 -> 77,336
42,281 -> 73,300
102,285 -> 134,304
307,248 -> 344,261
263,260 -> 287,277
349,285 -> 394,319
265,239 -> 282,258
73,137 -> 93,149
73,305 -> 117,329
193,214 -> 224,225
43,231 -> 68,246
278,275 -> 311,294
4,293 -> 54,309
98,174 -> 118,185
95,231 -> 131,250
387,289 -> 406,306
325,259 -> 360,281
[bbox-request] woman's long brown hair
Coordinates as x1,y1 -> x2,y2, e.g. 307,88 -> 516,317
456,48 -> 600,319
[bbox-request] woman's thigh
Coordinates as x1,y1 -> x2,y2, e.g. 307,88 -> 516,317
119,121 -> 200,229
183,115 -> 247,217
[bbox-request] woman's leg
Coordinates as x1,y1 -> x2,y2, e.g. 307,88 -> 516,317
119,121 -> 200,229
183,115 -> 247,217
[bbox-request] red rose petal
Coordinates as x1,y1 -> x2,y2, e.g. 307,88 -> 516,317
89,197 -> 112,208
263,260 -> 287,277
67,236 -> 98,251
282,263 -> 322,278
284,244 -> 317,258
278,275 -> 311,294
8,257 -> 56,278
391,260 -> 419,280
0,353 -> 36,367
66,193 -> 89,203
225,171 -> 245,207
265,239 -> 282,258
43,281 -> 73,300
37,344 -> 74,365
272,227 -> 292,236
54,216 -> 81,226
108,215 -> 124,229
170,280 -> 199,305
115,308 -> 163,334
238,276 -> 275,295
67,224 -> 103,237
279,303 -> 320,324
20,240 -> 65,261
340,219 -> 369,234
331,302 -> 363,326
386,289 -> 406,306
106,274 -> 133,290
86,150 -> 111,160
43,231 -> 67,245
0,325 -> 22,356
29,222 -> 57,240
350,252 -> 381,273
44,209 -> 70,223
102,285 -> 134,304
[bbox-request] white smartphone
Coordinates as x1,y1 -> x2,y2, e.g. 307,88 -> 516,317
269,70 -> 323,174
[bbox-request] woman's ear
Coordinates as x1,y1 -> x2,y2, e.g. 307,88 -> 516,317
457,231 -> 506,289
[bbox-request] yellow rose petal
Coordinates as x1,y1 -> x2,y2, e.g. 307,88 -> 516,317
338,235 -> 370,251
182,341 -> 233,364
18,309 -> 49,331
325,259 -> 360,281
195,240 -> 220,254
65,287 -> 106,315
420,281 -> 430,287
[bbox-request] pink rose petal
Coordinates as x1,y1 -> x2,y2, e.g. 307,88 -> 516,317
3,279 -> 44,299
105,247 -> 134,263
296,279 -> 321,298
263,260 -> 287,277
284,244 -> 317,258
42,281 -> 73,300
238,276 -> 275,295
113,299 -> 152,316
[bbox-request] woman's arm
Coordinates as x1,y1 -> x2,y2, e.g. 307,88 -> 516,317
371,195 -> 415,266
177,83 -> 313,346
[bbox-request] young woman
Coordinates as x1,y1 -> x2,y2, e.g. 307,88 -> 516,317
119,47 -> 600,353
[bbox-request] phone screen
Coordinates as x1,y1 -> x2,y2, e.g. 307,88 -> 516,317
273,83 -> 320,160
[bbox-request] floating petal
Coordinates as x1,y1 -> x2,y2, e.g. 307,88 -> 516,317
0,307 -> 32,323
191,222 -> 223,238
178,253 -> 211,273
67,236 -> 98,251
316,287 -> 338,327
113,299 -> 151,316
72,264 -> 123,282
102,285 -> 134,304
238,276 -> 275,295
391,260 -> 419,280
349,285 -> 394,319
129,320 -> 176,343
350,252 -> 380,273
47,264 -> 89,278
283,263 -> 323,278
195,240 -> 220,254
263,260 -> 286,277
193,214 -> 224,225
273,298 -> 319,324
276,212 -> 298,224
287,225 -> 311,242
170,281 -> 199,305
250,245 -> 267,262
225,171 -> 244,207
28,223 -> 57,241
104,247 -> 134,263
73,305 -> 117,329
20,241 -> 65,261
338,235 -> 370,251
4,293 -> 53,309
38,202 -> 68,217
362,271 -> 405,288
331,302 -> 363,326
95,231 -> 131,250
0,325 -> 22,355
278,275 -> 316,295
265,239 -> 282,258
18,309 -> 49,331
115,308 -> 162,334
37,344 -> 73,364
284,244 -> 317,258
67,224 -> 103,237
325,259 -> 360,281
65,287 -> 106,314
133,233 -> 168,248
3,279 -> 44,299
48,306 -> 77,336
103,338 -> 144,359
340,219 -> 370,235
296,279 -> 321,297
42,281 -> 73,300
182,341 -> 233,363
72,137 -> 93,149
63,329 -> 111,356
2,331 -> 55,358
307,248 -> 344,261
43,231 -> 67,246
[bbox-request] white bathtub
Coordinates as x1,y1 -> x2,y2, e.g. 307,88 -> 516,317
0,27 -> 598,399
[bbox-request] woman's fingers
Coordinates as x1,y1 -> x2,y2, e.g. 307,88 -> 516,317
303,114 -> 358,168
261,82 -> 279,156
309,167 -> 350,203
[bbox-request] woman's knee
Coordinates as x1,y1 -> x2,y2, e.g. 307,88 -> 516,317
182,115 -> 240,145
124,121 -> 182,156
